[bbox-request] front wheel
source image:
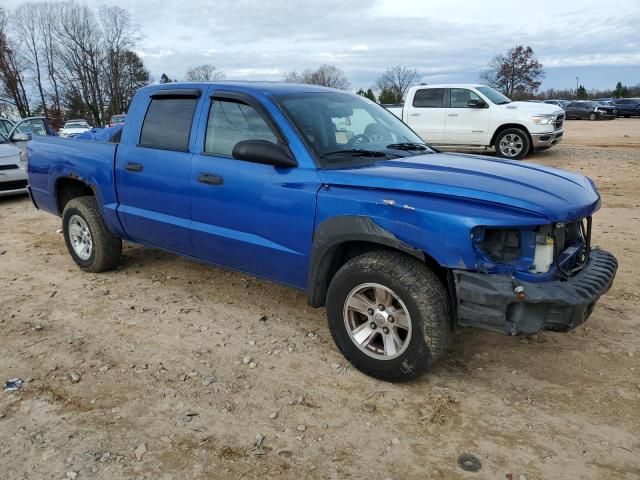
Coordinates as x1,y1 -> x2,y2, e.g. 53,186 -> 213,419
589,113 -> 596,121
495,128 -> 530,160
326,251 -> 452,381
62,196 -> 122,272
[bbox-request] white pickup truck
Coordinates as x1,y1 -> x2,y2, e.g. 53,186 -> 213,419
386,84 -> 565,159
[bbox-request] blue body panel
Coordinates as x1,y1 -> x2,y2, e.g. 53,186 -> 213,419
27,81 -> 601,290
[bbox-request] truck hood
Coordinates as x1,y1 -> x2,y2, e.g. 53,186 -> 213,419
498,101 -> 563,116
321,153 -> 599,222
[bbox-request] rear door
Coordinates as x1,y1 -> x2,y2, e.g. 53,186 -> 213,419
444,88 -> 491,145
403,88 -> 446,143
115,89 -> 201,254
189,90 -> 320,288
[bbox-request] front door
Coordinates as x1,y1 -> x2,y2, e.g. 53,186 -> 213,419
116,90 -> 200,254
189,92 -> 319,288
444,88 -> 491,145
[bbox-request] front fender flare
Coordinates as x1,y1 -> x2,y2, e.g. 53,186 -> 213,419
307,216 -> 425,307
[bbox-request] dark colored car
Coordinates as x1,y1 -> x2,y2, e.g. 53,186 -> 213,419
544,99 -> 570,109
611,99 -> 640,117
564,101 -> 615,120
594,102 -> 618,116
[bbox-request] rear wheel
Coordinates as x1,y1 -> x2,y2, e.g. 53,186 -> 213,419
495,128 -> 530,160
62,196 -> 122,272
326,251 -> 452,381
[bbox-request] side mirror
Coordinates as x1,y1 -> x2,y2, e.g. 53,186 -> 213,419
11,132 -> 30,142
232,140 -> 297,168
468,98 -> 486,108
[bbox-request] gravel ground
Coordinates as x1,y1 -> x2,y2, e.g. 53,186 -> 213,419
1,119 -> 639,479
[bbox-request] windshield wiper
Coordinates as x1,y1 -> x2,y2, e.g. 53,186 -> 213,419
321,149 -> 391,158
386,142 -> 428,151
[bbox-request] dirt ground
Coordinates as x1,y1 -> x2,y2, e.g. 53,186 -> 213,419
1,119 -> 639,480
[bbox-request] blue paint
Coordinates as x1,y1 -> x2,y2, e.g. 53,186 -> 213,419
28,82 -> 602,289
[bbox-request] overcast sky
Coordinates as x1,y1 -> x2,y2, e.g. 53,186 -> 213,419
8,0 -> 640,91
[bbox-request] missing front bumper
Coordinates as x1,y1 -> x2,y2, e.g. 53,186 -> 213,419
453,249 -> 618,335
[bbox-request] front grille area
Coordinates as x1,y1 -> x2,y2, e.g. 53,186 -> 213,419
554,114 -> 565,130
0,164 -> 19,170
0,179 -> 28,191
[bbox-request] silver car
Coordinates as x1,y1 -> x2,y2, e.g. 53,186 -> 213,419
0,131 -> 28,197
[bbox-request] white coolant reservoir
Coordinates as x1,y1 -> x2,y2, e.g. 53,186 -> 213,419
532,234 -> 554,273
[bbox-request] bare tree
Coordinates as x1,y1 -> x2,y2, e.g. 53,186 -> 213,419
480,45 -> 544,99
0,7 -> 30,116
99,5 -> 142,117
374,66 -> 419,104
284,64 -> 349,90
185,64 -> 225,82
54,2 -> 107,126
12,3 -> 48,115
36,2 -> 63,124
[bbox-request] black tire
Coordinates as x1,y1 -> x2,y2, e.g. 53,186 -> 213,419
326,251 -> 452,381
62,196 -> 122,272
494,128 -> 530,160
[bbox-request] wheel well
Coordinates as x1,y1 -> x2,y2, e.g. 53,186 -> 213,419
311,241 -> 448,307
56,177 -> 94,214
490,124 -> 533,151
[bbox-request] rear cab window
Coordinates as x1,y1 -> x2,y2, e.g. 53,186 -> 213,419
139,95 -> 199,151
412,88 -> 446,108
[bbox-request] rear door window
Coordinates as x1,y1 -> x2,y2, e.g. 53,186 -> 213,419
139,98 -> 198,151
412,88 -> 446,108
204,100 -> 278,157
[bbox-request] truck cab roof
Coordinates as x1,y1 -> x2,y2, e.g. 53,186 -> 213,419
142,81 -> 342,97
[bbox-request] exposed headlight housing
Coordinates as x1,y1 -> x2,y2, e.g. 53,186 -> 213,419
472,227 -> 522,263
532,114 -> 555,125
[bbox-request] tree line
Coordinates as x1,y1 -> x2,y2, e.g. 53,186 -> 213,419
2,5 -> 637,129
0,2 -> 150,127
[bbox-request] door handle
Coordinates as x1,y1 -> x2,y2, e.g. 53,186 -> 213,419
447,113 -> 459,117
198,173 -> 223,185
410,113 -> 420,117
125,162 -> 143,172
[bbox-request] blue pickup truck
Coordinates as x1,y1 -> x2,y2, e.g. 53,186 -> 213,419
26,82 -> 617,381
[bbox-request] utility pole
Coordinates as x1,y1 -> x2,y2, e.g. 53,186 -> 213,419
576,77 -> 579,99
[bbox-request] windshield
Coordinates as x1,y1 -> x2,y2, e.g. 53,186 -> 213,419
477,86 -> 511,105
111,115 -> 125,124
65,122 -> 88,129
274,92 -> 430,167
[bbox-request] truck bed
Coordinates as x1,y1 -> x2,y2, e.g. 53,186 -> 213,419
28,136 -> 121,231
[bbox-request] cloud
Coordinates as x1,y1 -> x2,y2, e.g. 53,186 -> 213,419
4,0 -> 638,88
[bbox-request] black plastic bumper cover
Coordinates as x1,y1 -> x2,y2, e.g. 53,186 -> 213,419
453,249 -> 618,335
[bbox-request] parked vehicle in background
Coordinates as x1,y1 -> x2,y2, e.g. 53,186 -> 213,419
108,114 -> 126,127
564,101 -> 616,120
611,98 -> 640,117
386,84 -> 564,160
593,101 -> 618,116
6,116 -> 57,150
25,82 -> 617,381
0,117 -> 14,137
544,99 -> 570,109
0,131 -> 28,197
59,120 -> 92,138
